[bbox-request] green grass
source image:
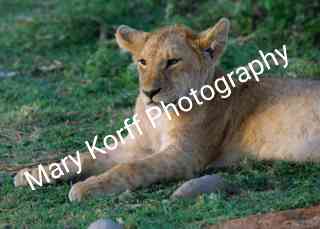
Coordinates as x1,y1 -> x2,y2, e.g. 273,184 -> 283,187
1,0 -> 320,228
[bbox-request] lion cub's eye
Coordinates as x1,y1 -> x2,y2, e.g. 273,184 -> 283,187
166,58 -> 181,69
138,59 -> 147,68
204,48 -> 214,58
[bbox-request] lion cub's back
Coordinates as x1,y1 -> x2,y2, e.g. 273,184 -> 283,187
235,78 -> 320,162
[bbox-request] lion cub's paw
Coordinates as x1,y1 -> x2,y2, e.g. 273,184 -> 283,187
14,168 -> 30,187
68,182 -> 90,202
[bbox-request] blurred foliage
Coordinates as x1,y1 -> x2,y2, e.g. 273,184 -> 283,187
54,0 -> 164,42
85,43 -> 131,78
66,0 -> 320,78
1,0 -> 319,78
50,0 -> 320,45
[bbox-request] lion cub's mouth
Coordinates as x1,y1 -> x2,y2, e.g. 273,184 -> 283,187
147,97 -> 179,107
146,89 -> 193,107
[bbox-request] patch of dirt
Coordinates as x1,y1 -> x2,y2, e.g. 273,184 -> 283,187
205,205 -> 320,229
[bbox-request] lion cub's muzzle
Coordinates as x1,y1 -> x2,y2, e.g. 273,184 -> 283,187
143,88 -> 162,100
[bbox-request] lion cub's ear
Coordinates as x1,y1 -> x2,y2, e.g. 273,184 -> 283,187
197,18 -> 230,61
115,25 -> 149,55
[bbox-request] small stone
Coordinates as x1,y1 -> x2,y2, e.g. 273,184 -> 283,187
171,175 -> 232,199
0,70 -> 17,79
88,219 -> 124,229
117,190 -> 134,202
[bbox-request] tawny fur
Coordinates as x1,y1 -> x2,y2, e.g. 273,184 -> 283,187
14,18 -> 320,201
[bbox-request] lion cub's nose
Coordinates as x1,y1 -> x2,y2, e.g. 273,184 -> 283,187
143,88 -> 162,99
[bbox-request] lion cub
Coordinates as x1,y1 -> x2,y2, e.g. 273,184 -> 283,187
15,18 -> 320,201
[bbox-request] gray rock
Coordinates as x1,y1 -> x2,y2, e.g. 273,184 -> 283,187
88,219 -> 124,229
0,70 -> 17,79
171,174 -> 230,199
117,190 -> 134,202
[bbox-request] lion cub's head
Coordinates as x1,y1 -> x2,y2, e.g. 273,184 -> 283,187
116,18 -> 230,105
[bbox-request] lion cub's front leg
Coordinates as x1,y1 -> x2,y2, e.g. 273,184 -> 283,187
68,146 -> 206,201
14,152 -> 112,187
14,139 -> 150,188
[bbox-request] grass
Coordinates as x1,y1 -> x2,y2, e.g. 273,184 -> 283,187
1,0 -> 320,228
